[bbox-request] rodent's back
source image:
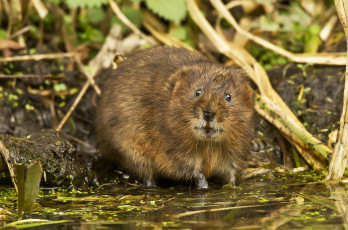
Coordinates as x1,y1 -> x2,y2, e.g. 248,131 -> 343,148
96,47 -> 207,165
97,47 -> 213,153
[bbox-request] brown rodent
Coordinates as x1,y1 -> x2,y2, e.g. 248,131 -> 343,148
96,46 -> 254,189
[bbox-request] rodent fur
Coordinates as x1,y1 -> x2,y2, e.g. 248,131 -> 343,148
96,46 -> 254,188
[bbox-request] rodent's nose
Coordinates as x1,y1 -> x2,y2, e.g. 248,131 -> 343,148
203,110 -> 215,122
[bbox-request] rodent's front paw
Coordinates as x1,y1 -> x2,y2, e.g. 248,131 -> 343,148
224,172 -> 241,186
194,172 -> 209,189
144,178 -> 158,188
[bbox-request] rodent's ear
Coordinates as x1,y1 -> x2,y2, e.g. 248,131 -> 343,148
112,54 -> 125,69
165,68 -> 191,94
226,66 -> 251,82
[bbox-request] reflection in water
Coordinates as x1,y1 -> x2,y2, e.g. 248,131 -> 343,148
327,183 -> 348,230
1,175 -> 348,229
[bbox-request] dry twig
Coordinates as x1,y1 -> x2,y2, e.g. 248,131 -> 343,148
74,57 -> 101,96
0,140 -> 18,193
0,74 -> 52,79
56,25 -> 122,131
143,21 -> 193,50
108,0 -> 157,46
32,0 -> 48,18
0,53 -> 75,62
56,81 -> 90,131
8,26 -> 31,39
172,204 -> 264,219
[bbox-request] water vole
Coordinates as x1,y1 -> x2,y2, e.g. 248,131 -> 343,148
96,46 -> 254,189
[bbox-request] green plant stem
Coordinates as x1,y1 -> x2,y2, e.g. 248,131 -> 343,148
255,94 -> 331,170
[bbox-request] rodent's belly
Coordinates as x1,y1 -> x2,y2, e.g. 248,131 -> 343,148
199,145 -> 231,178
152,141 -> 231,179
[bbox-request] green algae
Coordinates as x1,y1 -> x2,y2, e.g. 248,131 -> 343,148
0,170 -> 346,229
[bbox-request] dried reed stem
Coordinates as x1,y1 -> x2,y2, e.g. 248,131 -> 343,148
108,0 -> 156,45
210,0 -> 346,66
327,0 -> 348,181
0,53 -> 75,62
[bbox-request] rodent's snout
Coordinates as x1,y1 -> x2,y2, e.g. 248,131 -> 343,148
203,110 -> 215,122
192,108 -> 224,140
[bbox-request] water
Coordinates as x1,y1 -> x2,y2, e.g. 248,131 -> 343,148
1,172 -> 347,229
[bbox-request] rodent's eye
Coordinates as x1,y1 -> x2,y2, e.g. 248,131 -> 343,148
195,89 -> 202,97
225,93 -> 231,102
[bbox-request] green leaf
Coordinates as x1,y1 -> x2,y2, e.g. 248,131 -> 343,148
15,163 -> 25,218
87,7 -> 106,24
24,161 -> 42,215
54,83 -> 67,92
259,15 -> 279,32
66,0 -> 107,9
16,160 -> 43,218
111,7 -> 143,34
277,14 -> 293,31
25,104 -> 35,111
145,0 -> 187,24
0,29 -> 7,39
122,7 -> 143,29
309,24 -> 321,35
170,27 -> 187,40
304,35 -> 320,53
289,3 -> 310,28
79,27 -> 105,43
